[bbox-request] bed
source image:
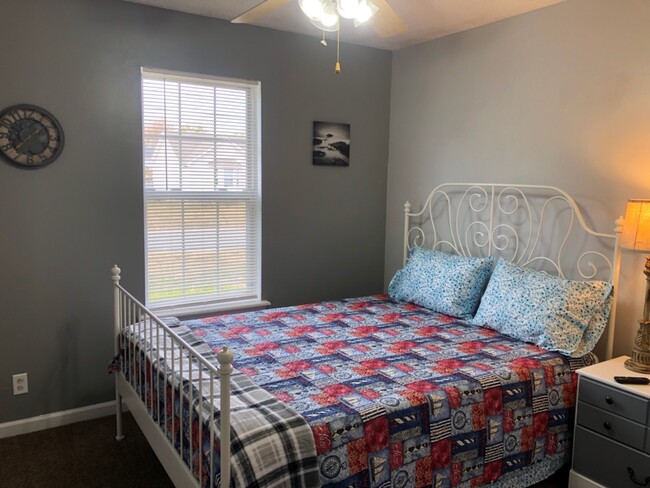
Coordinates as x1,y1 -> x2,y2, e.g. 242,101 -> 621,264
111,183 -> 622,488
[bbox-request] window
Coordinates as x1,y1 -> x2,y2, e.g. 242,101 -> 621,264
141,69 -> 262,314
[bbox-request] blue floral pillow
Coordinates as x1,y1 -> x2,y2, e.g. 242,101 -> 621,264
388,248 -> 494,319
471,259 -> 613,357
572,293 -> 613,357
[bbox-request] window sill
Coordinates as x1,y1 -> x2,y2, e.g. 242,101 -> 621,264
152,299 -> 271,319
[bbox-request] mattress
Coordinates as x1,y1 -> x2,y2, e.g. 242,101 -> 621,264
123,295 -> 596,487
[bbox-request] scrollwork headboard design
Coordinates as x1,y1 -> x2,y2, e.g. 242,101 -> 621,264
402,183 -> 623,359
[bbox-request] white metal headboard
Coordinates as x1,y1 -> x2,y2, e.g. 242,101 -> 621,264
402,183 -> 623,359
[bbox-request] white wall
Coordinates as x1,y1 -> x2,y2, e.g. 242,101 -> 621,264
385,0 -> 650,359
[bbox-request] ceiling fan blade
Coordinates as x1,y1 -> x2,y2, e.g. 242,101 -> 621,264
231,0 -> 293,24
369,0 -> 407,37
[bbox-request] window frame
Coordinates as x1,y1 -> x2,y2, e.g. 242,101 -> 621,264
141,67 -> 266,317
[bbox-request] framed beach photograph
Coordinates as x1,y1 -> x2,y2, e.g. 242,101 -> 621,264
312,121 -> 350,167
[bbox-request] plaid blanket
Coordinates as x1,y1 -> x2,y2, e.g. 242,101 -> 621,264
123,318 -> 320,488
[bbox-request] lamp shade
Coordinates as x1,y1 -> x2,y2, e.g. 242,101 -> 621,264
621,199 -> 650,252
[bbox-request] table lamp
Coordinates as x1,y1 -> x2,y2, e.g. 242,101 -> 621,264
620,199 -> 650,373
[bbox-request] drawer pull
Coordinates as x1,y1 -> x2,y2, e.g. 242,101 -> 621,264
627,467 -> 650,487
602,421 -> 611,430
605,396 -> 614,405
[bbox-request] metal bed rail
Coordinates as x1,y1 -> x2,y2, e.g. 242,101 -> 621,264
112,265 -> 232,488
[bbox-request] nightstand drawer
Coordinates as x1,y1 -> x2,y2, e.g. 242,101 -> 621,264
576,401 -> 646,450
573,426 -> 650,488
579,377 -> 648,423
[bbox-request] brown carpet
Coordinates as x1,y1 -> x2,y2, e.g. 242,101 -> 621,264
0,413 -> 173,488
0,413 -> 569,487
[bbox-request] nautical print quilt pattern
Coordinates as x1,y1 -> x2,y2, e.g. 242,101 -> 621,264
179,295 -> 595,487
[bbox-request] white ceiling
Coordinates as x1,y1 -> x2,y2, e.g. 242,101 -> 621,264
125,0 -> 567,51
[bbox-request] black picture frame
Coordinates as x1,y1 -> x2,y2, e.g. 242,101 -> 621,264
312,121 -> 350,167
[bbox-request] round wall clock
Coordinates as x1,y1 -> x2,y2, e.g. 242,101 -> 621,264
0,104 -> 65,169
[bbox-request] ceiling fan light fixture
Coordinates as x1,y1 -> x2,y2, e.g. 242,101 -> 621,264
336,0 -> 360,19
353,0 -> 378,26
299,0 -> 326,21
297,0 -> 385,73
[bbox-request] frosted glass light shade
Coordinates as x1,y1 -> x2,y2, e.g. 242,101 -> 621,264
311,0 -> 339,31
299,0 -> 326,20
353,0 -> 378,25
621,199 -> 650,252
337,0 -> 360,19
311,16 -> 339,31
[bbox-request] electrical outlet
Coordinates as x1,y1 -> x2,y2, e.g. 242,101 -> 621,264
12,373 -> 28,395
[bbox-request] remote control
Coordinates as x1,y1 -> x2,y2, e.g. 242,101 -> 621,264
614,376 -> 650,385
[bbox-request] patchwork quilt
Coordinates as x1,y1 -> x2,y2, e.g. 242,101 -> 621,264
174,295 -> 596,487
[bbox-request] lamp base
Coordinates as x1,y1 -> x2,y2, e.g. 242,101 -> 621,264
624,320 -> 650,374
625,358 -> 650,374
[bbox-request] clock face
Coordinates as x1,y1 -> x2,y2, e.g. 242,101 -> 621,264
0,104 -> 64,169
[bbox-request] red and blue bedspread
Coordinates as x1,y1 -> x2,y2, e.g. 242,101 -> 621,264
179,295 -> 595,487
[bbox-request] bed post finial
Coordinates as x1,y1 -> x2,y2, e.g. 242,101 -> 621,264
615,216 -> 625,234
217,346 -> 233,488
403,202 -> 412,266
217,346 -> 234,371
111,265 -> 121,284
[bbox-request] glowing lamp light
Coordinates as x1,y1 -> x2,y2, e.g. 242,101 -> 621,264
353,0 -> 378,25
620,199 -> 650,373
621,199 -> 650,252
311,1 -> 339,32
299,0 -> 325,20
320,2 -> 339,27
336,0 -> 360,19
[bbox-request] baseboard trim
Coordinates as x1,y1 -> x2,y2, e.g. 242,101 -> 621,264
0,401 -> 125,439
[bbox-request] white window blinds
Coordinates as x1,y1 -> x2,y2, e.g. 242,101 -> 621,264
141,69 -> 261,313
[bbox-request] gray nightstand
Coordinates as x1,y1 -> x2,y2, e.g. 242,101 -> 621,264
569,356 -> 650,488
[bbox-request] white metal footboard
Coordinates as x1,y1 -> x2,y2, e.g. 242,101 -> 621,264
112,265 -> 232,488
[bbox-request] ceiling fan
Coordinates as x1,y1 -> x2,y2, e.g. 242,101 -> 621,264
231,0 -> 407,38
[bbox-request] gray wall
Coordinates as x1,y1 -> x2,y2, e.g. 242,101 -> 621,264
385,0 -> 650,359
0,0 -> 391,423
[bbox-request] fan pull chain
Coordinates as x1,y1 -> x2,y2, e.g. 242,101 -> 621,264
335,26 -> 341,74
321,30 -> 327,46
